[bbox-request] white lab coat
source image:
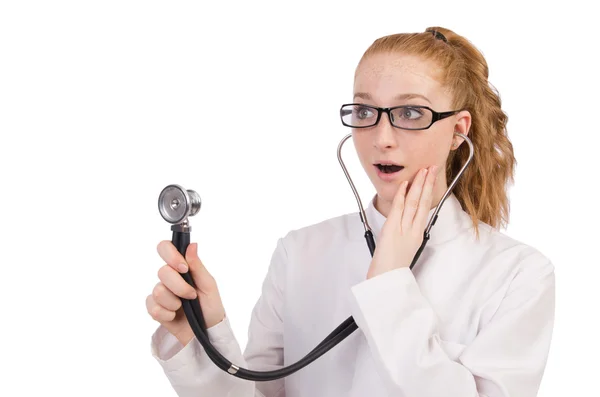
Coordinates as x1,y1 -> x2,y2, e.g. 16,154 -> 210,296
150,193 -> 555,397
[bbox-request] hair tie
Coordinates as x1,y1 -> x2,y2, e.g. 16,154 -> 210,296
426,29 -> 448,43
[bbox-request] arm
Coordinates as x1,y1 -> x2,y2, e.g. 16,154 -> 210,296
348,253 -> 555,397
150,238 -> 288,397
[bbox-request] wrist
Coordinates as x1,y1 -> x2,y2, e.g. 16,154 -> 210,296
367,265 -> 408,280
175,329 -> 194,346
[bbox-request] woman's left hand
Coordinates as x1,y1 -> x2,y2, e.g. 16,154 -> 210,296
366,165 -> 438,280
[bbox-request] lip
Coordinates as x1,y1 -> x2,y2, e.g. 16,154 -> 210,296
373,164 -> 404,182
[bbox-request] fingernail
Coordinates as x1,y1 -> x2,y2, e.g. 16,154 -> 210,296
178,263 -> 188,273
431,165 -> 438,173
422,168 -> 428,175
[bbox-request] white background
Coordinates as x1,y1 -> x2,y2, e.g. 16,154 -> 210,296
1,1 -> 598,396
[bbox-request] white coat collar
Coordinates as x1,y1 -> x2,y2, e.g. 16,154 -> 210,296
360,192 -> 473,246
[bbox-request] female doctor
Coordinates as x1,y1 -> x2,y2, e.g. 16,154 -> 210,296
146,26 -> 555,397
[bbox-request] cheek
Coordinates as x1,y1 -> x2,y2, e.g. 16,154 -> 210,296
351,135 -> 371,167
407,133 -> 450,167
404,138 -> 438,166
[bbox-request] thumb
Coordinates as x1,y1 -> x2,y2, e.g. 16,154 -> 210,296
185,243 -> 218,293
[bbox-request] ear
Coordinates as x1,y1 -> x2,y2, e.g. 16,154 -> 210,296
451,110 -> 471,150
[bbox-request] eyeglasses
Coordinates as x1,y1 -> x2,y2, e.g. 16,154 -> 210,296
340,103 -> 461,130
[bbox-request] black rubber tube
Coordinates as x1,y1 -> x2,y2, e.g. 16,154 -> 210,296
171,229 -> 428,381
409,232 -> 430,269
172,231 -> 207,333
365,230 -> 376,257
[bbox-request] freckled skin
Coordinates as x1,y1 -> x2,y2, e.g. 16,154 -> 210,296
351,53 -> 472,217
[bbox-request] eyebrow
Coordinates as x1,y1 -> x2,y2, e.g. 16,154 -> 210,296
353,92 -> 432,104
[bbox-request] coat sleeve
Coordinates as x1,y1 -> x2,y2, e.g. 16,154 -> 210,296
150,238 -> 289,397
347,252 -> 555,397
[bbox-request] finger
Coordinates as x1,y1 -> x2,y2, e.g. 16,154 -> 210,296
152,282 -> 182,312
157,264 -> 198,300
185,243 -> 218,294
414,165 -> 438,231
402,168 -> 429,230
388,180 -> 409,224
146,294 -> 176,322
157,240 -> 189,274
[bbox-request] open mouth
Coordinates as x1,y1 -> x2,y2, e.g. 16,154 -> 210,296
375,164 -> 404,174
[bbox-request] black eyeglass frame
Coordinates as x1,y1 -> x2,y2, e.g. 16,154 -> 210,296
339,103 -> 463,130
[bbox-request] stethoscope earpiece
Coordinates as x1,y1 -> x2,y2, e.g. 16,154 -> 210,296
158,184 -> 201,225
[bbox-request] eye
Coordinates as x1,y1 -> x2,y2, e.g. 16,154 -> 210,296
354,106 -> 375,120
399,107 -> 424,120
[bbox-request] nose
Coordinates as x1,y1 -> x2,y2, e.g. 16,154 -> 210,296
373,110 -> 397,150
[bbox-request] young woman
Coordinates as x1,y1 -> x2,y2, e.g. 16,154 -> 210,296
147,26 -> 555,397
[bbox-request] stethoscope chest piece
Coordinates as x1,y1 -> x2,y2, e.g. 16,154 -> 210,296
158,184 -> 201,226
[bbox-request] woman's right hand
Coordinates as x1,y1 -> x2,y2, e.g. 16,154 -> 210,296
146,241 -> 227,346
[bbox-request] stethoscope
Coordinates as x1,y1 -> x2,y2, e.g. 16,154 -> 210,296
157,132 -> 474,382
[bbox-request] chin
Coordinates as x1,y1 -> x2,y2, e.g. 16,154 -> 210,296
367,167 -> 411,202
374,181 -> 404,203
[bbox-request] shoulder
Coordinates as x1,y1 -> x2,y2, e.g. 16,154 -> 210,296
471,220 -> 555,281
279,210 -> 360,253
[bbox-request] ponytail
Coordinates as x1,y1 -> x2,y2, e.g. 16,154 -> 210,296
439,26 -> 516,237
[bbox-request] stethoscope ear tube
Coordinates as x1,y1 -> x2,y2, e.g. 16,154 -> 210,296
159,132 -> 474,382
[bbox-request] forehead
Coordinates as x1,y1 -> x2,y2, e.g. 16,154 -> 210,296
354,53 -> 449,105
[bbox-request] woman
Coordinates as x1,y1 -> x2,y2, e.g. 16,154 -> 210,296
147,26 -> 555,397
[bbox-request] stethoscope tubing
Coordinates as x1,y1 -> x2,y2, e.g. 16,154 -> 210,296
172,132 -> 474,381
